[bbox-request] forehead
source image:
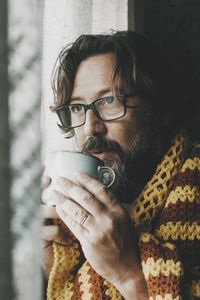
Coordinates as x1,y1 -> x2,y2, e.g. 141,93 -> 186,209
71,53 -> 116,98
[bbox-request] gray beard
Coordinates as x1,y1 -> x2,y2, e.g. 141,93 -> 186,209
103,122 -> 166,203
80,110 -> 169,203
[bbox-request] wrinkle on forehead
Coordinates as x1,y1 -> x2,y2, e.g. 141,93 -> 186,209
72,53 -> 133,103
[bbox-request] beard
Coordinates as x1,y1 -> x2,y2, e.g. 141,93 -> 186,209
80,112 -> 167,203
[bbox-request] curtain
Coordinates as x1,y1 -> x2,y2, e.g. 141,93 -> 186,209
42,0 -> 128,160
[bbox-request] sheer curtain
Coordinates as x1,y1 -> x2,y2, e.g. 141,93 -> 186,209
8,0 -> 42,299
0,1 -> 131,299
42,0 -> 128,161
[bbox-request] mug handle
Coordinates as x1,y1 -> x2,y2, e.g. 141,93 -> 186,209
98,166 -> 116,189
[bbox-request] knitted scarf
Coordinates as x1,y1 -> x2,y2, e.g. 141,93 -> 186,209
47,134 -> 200,300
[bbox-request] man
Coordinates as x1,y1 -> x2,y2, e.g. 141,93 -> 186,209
42,31 -> 200,299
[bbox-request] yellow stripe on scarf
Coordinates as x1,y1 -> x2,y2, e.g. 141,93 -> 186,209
78,262 -> 93,300
165,185 -> 200,207
155,221 -> 200,241
142,257 -> 183,279
181,157 -> 200,172
149,295 -> 182,300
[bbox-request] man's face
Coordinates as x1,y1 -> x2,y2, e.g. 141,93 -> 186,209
71,54 -> 149,161
70,53 -> 163,200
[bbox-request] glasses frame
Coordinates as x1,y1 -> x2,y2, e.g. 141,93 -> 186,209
55,93 -> 136,129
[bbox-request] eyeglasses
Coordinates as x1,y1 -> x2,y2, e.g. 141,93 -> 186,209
55,93 -> 136,129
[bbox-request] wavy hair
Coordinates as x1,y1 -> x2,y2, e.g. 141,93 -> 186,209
51,30 -> 186,138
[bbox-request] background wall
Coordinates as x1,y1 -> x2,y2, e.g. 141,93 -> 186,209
143,0 -> 200,140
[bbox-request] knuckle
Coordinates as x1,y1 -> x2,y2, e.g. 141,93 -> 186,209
73,208 -> 85,220
82,193 -> 94,206
71,218 -> 78,228
108,195 -> 118,207
96,184 -> 108,196
115,206 -> 126,219
104,212 -> 124,231
105,216 -> 115,231
82,173 -> 90,183
65,179 -> 74,190
90,232 -> 104,245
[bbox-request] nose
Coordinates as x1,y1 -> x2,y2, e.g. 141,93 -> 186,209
83,109 -> 107,137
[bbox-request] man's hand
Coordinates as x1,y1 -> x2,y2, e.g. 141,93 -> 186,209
41,176 -> 73,279
48,173 -> 148,299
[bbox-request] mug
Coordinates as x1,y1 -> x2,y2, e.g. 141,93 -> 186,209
42,151 -> 116,205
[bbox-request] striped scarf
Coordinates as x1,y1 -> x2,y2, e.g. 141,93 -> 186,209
47,134 -> 200,299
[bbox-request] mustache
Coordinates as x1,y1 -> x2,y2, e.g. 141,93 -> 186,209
81,135 -> 123,155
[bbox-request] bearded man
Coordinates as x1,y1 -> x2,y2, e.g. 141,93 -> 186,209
42,31 -> 200,299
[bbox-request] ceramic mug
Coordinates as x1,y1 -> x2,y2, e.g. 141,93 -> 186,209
42,151 -> 116,205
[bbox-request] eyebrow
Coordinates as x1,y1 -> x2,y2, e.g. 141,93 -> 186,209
70,88 -> 112,102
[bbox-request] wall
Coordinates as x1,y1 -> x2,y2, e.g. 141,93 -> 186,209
143,0 -> 200,139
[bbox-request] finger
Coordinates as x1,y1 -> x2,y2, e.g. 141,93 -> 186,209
49,190 -> 96,229
41,176 -> 51,190
74,172 -> 118,208
48,189 -> 67,206
56,204 -> 88,241
41,204 -> 59,219
42,188 -> 57,205
60,197 -> 95,227
56,176 -> 104,215
41,225 -> 73,245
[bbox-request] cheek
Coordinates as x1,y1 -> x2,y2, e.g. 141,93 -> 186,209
108,113 -> 145,149
74,128 -> 84,147
107,123 -> 134,149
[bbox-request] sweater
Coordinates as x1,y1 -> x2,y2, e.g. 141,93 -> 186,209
46,134 -> 200,299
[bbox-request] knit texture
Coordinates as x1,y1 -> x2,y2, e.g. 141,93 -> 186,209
47,134 -> 200,299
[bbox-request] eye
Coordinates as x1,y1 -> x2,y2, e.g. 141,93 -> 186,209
105,96 -> 115,104
70,104 -> 84,113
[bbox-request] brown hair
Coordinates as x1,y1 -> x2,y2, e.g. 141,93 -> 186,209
51,30 -> 185,137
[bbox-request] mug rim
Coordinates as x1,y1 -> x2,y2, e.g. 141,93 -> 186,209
50,150 -> 104,165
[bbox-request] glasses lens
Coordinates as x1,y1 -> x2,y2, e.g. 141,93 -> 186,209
95,96 -> 125,120
57,104 -> 85,128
